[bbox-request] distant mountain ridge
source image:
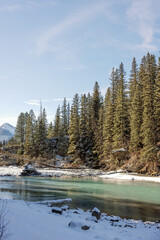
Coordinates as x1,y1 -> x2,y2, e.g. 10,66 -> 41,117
0,123 -> 15,142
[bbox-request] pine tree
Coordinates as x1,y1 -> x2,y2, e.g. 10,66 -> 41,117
34,107 -> 47,157
24,115 -> 32,155
53,106 -> 61,137
47,122 -> 53,138
110,67 -> 119,108
95,106 -> 104,163
103,88 -> 114,157
79,94 -> 89,162
91,82 -> 102,164
24,110 -> 36,156
61,98 -> 68,135
129,58 -> 142,152
68,94 -> 80,160
15,112 -> 26,154
154,57 -> 160,143
113,63 -> 129,149
130,83 -> 142,152
57,99 -> 69,157
128,58 -> 138,103
140,53 -> 157,166
67,103 -> 70,134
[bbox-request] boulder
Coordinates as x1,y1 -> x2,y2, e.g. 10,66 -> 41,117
20,164 -> 41,176
68,221 -> 90,231
52,207 -> 63,215
92,207 -> 101,220
81,225 -> 90,230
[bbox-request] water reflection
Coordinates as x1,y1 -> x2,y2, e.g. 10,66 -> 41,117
0,176 -> 160,221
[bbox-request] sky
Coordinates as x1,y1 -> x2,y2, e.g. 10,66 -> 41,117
0,0 -> 160,126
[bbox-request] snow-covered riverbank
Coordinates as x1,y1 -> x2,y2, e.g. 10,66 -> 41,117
0,166 -> 160,183
1,199 -> 160,240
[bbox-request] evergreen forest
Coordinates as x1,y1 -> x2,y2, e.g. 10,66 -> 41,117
8,53 -> 160,174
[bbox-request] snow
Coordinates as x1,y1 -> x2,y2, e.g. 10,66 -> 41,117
0,166 -> 160,183
1,199 -> 159,240
92,207 -> 101,213
37,198 -> 72,205
0,123 -> 15,135
99,172 -> 160,183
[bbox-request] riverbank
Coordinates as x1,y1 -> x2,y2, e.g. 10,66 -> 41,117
1,199 -> 159,240
0,166 -> 160,183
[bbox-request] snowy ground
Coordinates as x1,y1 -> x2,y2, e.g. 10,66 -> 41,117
0,199 -> 159,240
0,166 -> 160,183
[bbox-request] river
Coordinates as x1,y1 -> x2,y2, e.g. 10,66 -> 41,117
0,176 -> 160,222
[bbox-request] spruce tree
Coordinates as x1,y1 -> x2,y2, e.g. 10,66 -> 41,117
95,106 -> 104,163
35,107 -> 47,157
129,58 -> 142,152
53,106 -> 61,137
130,83 -> 142,152
57,99 -> 69,157
47,122 -> 53,138
61,98 -> 68,135
128,57 -> 138,103
24,115 -> 32,155
68,94 -> 80,160
140,53 -> 157,167
15,112 -> 26,154
113,63 -> 129,149
79,94 -> 89,162
103,88 -> 114,157
154,57 -> 160,143
91,82 -> 102,164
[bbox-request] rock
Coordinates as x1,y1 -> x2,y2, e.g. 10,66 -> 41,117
73,210 -> 79,214
81,225 -> 90,230
61,205 -> 69,211
92,207 -> 101,220
68,221 -> 90,231
20,164 -> 41,176
110,219 -> 119,222
52,207 -> 62,214
124,224 -> 134,228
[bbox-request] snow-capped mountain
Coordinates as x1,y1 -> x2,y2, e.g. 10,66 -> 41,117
0,123 -> 15,142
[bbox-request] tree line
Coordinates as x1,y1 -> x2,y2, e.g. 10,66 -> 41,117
12,52 -> 160,172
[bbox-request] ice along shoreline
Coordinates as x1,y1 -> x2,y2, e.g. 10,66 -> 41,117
0,166 -> 160,183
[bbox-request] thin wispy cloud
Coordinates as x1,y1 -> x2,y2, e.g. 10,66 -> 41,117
52,98 -> 72,102
127,0 -> 160,51
0,4 -> 22,12
36,2 -> 110,54
25,99 -> 49,106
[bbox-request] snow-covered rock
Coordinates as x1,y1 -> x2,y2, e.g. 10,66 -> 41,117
20,164 -> 41,176
92,207 -> 101,220
52,207 -> 63,214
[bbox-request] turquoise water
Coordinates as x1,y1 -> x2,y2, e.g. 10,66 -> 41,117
0,176 -> 160,221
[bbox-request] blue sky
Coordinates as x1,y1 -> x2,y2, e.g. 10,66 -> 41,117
0,0 -> 160,126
